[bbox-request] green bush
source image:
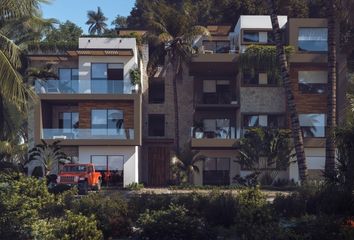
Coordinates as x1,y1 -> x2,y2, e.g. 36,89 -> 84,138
72,193 -> 132,239
202,191 -> 238,227
137,204 -> 214,240
126,182 -> 144,190
53,211 -> 103,240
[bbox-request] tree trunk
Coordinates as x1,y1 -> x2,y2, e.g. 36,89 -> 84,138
172,71 -> 180,155
269,0 -> 308,184
0,96 -> 4,140
171,54 -> 180,155
325,0 -> 337,178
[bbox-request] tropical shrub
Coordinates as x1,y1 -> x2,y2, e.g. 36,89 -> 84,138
137,204 -> 214,240
52,211 -> 103,240
71,193 -> 132,238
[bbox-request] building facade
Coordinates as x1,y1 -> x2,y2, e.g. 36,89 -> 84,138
27,15 -> 346,187
28,37 -> 144,187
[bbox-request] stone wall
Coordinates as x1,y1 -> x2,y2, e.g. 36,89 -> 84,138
240,87 -> 286,113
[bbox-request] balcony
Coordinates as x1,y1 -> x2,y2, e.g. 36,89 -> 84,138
190,127 -> 239,148
194,92 -> 239,109
35,80 -> 134,94
42,128 -> 134,140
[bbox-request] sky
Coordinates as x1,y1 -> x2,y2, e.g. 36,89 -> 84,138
40,0 -> 136,33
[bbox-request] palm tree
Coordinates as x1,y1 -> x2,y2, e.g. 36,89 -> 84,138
28,140 -> 68,176
171,147 -> 205,184
237,127 -> 295,185
146,1 -> 209,154
268,0 -> 308,184
0,1 -> 54,171
86,7 -> 108,35
325,0 -> 337,178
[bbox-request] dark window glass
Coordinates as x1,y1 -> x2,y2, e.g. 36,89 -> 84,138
149,80 -> 165,104
59,112 -> 79,132
203,157 -> 230,185
243,31 -> 259,42
299,83 -> 327,94
148,114 -> 165,136
243,69 -> 258,84
268,115 -> 286,128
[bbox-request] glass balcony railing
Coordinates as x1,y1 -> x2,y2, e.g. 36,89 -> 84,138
35,80 -> 134,94
42,128 -> 134,140
191,127 -> 236,139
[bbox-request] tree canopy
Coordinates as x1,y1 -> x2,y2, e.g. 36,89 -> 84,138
44,21 -> 83,43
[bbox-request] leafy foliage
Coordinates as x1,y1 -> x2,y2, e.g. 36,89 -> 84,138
237,128 -> 295,185
171,146 -> 205,183
86,7 -> 108,35
71,193 -> 132,239
44,20 -> 83,43
137,204 -> 213,240
28,140 -> 68,176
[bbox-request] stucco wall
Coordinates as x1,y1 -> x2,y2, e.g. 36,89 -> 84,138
240,87 -> 286,113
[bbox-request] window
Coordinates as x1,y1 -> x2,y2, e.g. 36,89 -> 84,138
243,31 -> 274,44
58,68 -> 79,92
59,112 -> 79,133
242,69 -> 279,85
91,109 -> 124,135
59,68 -> 79,80
202,41 -> 230,53
243,31 -> 259,42
298,71 -> 327,94
299,114 -> 325,137
91,155 -> 124,186
298,28 -> 328,52
202,80 -> 231,104
203,157 -> 230,185
149,79 -> 165,104
91,63 -> 124,93
202,119 -> 233,139
148,114 -> 165,136
243,114 -> 285,128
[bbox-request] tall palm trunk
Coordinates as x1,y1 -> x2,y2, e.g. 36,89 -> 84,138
325,0 -> 337,178
0,96 -> 4,140
172,67 -> 180,155
269,0 -> 307,183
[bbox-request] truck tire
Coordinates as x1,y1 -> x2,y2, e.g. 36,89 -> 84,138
78,181 -> 88,195
93,179 -> 101,191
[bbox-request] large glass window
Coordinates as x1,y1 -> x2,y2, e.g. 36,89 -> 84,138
202,41 -> 230,53
148,114 -> 165,136
58,68 -> 78,92
299,114 -> 325,137
59,112 -> 79,133
298,71 -> 327,94
298,28 -> 328,52
91,63 -> 124,93
203,157 -> 230,185
202,80 -> 232,104
243,114 -> 285,128
91,155 -> 124,186
91,109 -> 124,135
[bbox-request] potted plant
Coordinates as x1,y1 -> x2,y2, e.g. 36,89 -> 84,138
129,68 -> 141,92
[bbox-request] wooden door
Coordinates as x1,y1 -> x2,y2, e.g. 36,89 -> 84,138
148,146 -> 169,186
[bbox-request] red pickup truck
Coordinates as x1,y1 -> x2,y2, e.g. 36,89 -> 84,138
57,163 -> 102,195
